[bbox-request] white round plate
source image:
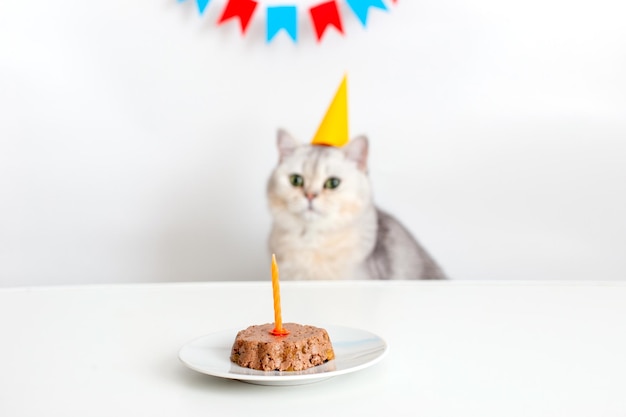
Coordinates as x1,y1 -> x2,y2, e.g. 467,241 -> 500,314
178,325 -> 388,386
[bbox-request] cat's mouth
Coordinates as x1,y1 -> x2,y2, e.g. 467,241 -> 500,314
302,202 -> 322,218
291,197 -> 323,219
302,209 -> 321,222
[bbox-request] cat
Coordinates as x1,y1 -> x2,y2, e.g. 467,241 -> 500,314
266,129 -> 447,280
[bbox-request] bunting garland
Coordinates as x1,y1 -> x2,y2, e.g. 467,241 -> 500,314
178,0 -> 397,43
217,0 -> 258,33
194,0 -> 211,15
345,0 -> 387,26
267,6 -> 298,42
309,1 -> 344,40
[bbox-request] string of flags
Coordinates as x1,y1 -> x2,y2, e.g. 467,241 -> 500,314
178,0 -> 398,43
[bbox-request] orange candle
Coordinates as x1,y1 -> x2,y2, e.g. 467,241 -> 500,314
270,254 -> 289,336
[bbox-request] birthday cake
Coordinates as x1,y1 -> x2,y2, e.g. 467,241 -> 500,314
230,323 -> 335,371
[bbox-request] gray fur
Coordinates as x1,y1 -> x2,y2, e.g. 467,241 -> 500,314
367,209 -> 446,280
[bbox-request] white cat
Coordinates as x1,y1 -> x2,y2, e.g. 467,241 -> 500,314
267,130 -> 446,280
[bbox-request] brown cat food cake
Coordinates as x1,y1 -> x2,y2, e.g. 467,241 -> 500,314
230,323 -> 335,371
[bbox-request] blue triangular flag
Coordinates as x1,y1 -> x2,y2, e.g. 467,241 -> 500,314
266,6 -> 298,43
196,0 -> 211,14
346,0 -> 388,26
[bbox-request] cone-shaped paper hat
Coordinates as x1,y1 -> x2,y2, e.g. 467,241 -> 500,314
311,75 -> 349,147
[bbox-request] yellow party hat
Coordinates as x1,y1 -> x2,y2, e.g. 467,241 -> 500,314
311,75 -> 349,147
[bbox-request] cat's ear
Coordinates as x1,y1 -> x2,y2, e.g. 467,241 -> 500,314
343,135 -> 369,171
276,129 -> 298,161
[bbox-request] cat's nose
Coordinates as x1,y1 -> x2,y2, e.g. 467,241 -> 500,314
305,192 -> 318,201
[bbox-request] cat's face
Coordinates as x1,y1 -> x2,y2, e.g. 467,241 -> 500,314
267,130 -> 373,231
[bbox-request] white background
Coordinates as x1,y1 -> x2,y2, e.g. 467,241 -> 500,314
1,0 -> 625,286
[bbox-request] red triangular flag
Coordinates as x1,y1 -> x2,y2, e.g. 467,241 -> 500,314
218,0 -> 259,34
309,1 -> 343,42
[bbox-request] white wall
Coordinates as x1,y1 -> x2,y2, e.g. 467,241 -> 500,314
1,0 -> 625,286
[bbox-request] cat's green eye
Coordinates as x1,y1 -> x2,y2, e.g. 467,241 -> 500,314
324,177 -> 341,190
289,174 -> 304,187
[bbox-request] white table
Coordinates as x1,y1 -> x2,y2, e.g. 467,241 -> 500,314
1,281 -> 625,416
